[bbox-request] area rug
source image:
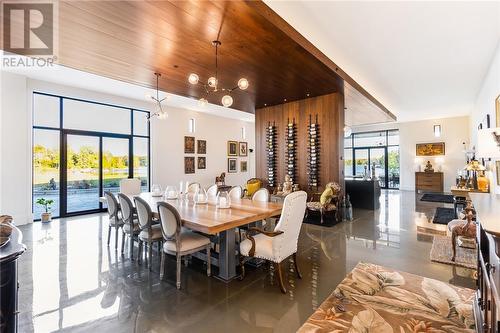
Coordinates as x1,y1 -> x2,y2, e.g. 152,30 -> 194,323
433,207 -> 456,225
421,193 -> 455,204
297,262 -> 475,333
430,235 -> 477,270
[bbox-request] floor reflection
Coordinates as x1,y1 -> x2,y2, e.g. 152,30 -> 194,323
17,190 -> 475,332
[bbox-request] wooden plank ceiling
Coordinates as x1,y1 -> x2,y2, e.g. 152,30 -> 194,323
4,0 -> 394,118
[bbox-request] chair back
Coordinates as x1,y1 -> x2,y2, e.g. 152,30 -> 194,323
104,191 -> 119,219
120,178 -> 141,195
252,188 -> 269,202
187,182 -> 200,193
134,196 -> 153,230
273,191 -> 307,260
206,184 -> 218,198
229,186 -> 243,200
118,193 -> 134,225
157,202 -> 182,241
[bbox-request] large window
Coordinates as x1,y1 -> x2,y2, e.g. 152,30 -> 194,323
32,92 -> 150,219
344,129 -> 400,189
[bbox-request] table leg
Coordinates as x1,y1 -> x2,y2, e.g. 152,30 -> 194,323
217,228 -> 237,281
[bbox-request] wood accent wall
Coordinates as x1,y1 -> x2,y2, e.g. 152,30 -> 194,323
255,93 -> 345,193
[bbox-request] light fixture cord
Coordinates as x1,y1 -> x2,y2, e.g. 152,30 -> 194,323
156,73 -> 159,101
215,43 -> 218,84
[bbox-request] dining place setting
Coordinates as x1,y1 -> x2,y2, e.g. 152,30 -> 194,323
100,179 -> 307,293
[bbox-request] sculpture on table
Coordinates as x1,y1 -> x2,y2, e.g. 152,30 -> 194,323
451,203 -> 477,262
371,162 -> 376,180
362,165 -> 369,180
215,172 -> 225,186
424,160 -> 434,173
277,175 -> 293,196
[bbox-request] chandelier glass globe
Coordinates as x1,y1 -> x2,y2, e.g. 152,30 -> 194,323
188,73 -> 199,85
237,78 -> 249,90
344,125 -> 352,138
158,110 -> 168,120
221,95 -> 233,107
207,77 -> 218,88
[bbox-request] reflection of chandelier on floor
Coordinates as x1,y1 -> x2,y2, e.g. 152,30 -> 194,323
188,40 -> 249,108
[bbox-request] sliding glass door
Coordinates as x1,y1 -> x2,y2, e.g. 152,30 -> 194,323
62,132 -> 131,216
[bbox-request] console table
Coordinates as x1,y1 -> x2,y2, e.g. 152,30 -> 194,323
415,172 -> 443,193
0,225 -> 26,333
470,192 -> 500,333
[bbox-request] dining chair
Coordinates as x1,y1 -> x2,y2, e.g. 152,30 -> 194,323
134,196 -> 163,270
252,188 -> 270,202
239,191 -> 307,293
120,178 -> 142,195
104,191 -> 124,250
229,185 -> 243,201
157,202 -> 211,289
206,184 -> 218,198
118,193 -> 140,259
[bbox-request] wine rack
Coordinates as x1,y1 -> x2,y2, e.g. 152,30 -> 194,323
285,118 -> 297,183
307,114 -> 320,189
266,121 -> 277,187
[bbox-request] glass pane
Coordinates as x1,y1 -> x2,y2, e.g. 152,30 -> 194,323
353,131 -> 386,147
354,149 -> 369,177
344,135 -> 352,148
66,135 -> 100,213
33,129 -> 60,218
388,146 -> 400,188
370,148 -> 386,188
344,149 -> 353,177
33,94 -> 60,128
388,130 -> 399,145
133,137 -> 149,192
63,99 -> 131,134
133,111 -> 148,136
103,137 -> 130,196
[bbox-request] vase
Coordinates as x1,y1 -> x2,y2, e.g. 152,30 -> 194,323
41,212 -> 52,223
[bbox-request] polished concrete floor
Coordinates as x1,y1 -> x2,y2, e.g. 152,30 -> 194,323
17,190 -> 475,332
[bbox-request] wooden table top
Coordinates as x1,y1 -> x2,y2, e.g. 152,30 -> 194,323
105,192 -> 283,235
470,192 -> 500,237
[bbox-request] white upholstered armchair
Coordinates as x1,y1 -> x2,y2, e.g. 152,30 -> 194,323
239,191 -> 307,293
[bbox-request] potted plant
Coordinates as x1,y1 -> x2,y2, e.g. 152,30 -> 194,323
36,198 -> 54,223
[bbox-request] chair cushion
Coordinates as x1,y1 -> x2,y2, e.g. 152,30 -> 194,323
320,187 -> 334,205
139,224 -> 163,241
163,230 -> 211,254
246,180 -> 261,198
239,233 -> 275,261
306,202 -> 336,211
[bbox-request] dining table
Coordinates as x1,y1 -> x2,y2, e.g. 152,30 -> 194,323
100,192 -> 283,282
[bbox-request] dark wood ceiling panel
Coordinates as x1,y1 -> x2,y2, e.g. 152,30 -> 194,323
54,0 -> 344,113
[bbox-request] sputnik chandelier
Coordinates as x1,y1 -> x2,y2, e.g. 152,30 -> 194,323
188,40 -> 249,108
146,72 -> 168,121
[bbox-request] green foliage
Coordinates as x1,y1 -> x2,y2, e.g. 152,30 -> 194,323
36,198 -> 54,213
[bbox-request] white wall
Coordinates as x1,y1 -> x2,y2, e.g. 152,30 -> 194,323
470,41 -> 500,193
0,72 -> 255,225
353,116 -> 470,191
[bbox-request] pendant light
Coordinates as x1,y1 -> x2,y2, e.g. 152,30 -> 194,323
146,72 -> 168,121
188,40 -> 249,108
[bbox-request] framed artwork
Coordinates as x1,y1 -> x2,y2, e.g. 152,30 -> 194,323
184,136 -> 195,154
197,140 -> 206,154
184,157 -> 195,174
240,160 -> 247,172
239,141 -> 248,156
228,158 -> 237,173
416,142 -> 445,156
227,141 -> 238,156
197,156 -> 206,169
496,94 -> 500,127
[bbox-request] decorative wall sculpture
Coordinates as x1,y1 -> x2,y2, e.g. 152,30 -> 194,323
307,114 -> 319,189
285,118 -> 297,183
416,142 -> 445,156
266,121 -> 277,187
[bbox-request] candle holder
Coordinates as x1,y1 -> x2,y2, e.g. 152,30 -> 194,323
216,190 -> 231,209
165,185 -> 179,200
